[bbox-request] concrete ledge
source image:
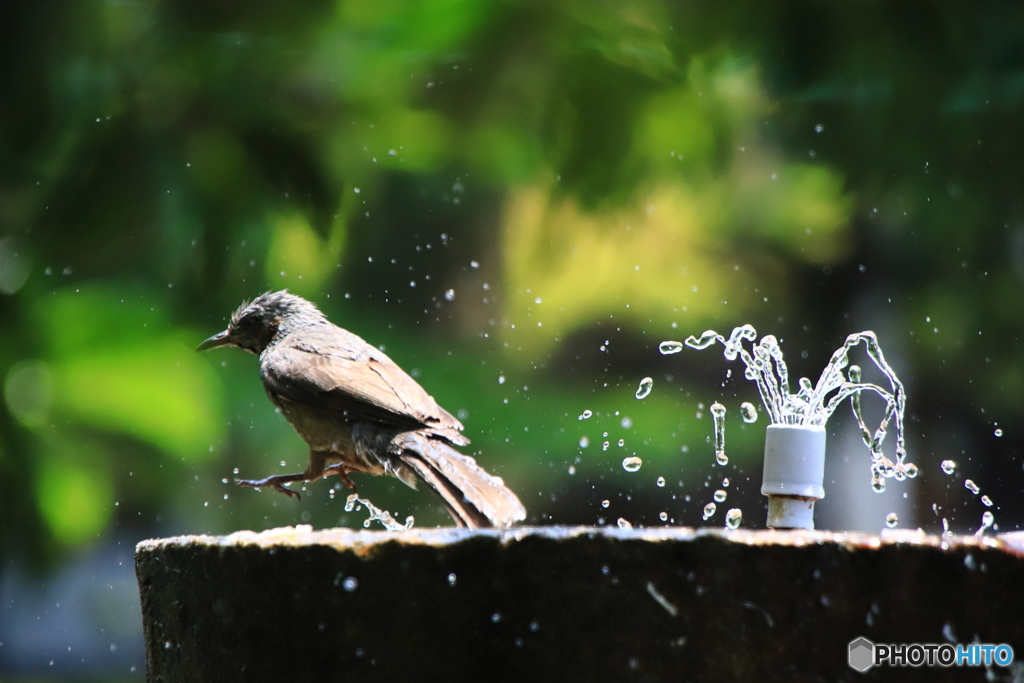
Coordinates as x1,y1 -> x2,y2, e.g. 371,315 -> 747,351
136,526 -> 1024,681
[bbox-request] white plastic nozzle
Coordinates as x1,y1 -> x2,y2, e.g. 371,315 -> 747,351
761,424 -> 827,530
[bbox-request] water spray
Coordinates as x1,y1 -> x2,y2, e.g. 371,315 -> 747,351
674,325 -> 916,530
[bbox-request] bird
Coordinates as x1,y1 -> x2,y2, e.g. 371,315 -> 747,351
197,290 -> 526,529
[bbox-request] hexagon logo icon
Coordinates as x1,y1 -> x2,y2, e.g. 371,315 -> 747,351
848,637 -> 875,672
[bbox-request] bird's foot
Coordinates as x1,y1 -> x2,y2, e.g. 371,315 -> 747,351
323,463 -> 358,491
235,475 -> 305,500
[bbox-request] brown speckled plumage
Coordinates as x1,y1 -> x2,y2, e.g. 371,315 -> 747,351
198,290 -> 526,529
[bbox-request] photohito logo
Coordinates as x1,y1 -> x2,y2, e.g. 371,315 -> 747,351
848,637 -> 1014,671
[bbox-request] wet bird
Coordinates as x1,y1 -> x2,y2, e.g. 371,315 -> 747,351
197,290 -> 526,529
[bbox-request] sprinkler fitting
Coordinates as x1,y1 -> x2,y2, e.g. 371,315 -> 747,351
761,424 -> 826,530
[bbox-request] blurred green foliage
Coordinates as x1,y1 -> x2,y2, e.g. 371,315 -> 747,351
2,0 -> 1024,566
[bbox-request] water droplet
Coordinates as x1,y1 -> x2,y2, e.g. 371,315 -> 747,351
722,478 -> 730,487
444,289 -> 455,301
579,436 -> 589,448
814,123 -> 824,133
713,489 -> 727,503
617,518 -> 632,529
941,460 -> 956,475
711,403 -> 727,464
620,416 -> 633,429
659,511 -> 668,521
702,503 -> 717,520
656,476 -> 666,487
725,508 -> 742,529
447,573 -> 457,586
498,375 -> 505,384
871,477 -> 886,493
975,510 -> 995,537
342,577 -> 358,592
602,441 -> 610,451
739,402 -> 758,423
617,438 -> 625,447
578,409 -> 593,420
903,462 -> 919,478
981,495 -> 993,507
875,457 -> 896,478
885,513 -> 898,528
965,479 -> 980,495
279,460 -> 287,467
601,500 -> 610,508
994,428 -> 1004,437
635,377 -> 653,399
622,456 -> 642,473
684,330 -> 720,350
659,341 -> 683,355
491,612 -> 501,623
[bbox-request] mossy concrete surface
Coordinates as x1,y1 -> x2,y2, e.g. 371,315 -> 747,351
136,526 -> 1024,682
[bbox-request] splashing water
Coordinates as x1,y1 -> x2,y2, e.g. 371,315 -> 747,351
713,489 -> 727,503
622,456 -> 643,473
635,377 -> 653,399
659,341 -> 684,355
683,325 -> 915,490
975,510 -> 994,537
964,479 -> 979,495
710,403 -> 728,465
940,460 -> 956,475
702,503 -> 717,520
885,512 -> 898,528
740,402 -> 758,423
725,508 -> 742,529
345,493 -> 414,531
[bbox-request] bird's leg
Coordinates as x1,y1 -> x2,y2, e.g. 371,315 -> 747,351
235,472 -> 309,499
323,462 -> 358,491
235,451 -> 330,500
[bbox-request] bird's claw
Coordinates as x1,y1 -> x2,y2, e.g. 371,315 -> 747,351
234,477 -> 302,500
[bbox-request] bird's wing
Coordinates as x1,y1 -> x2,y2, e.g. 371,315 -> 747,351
260,326 -> 466,437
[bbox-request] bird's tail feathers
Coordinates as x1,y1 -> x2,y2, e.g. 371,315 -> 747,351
393,432 -> 526,529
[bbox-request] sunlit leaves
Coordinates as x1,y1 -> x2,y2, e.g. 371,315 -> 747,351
4,360 -> 53,428
265,212 -> 345,296
36,285 -> 227,461
36,448 -> 114,546
54,339 -> 225,461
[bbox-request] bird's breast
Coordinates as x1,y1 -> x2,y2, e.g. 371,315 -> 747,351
269,391 -> 354,451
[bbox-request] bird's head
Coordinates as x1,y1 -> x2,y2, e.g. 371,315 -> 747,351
197,290 -> 326,355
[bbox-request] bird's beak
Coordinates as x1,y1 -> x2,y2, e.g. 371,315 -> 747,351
196,329 -> 233,352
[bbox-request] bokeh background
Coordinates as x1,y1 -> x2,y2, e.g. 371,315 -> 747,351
2,0 -> 1023,678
